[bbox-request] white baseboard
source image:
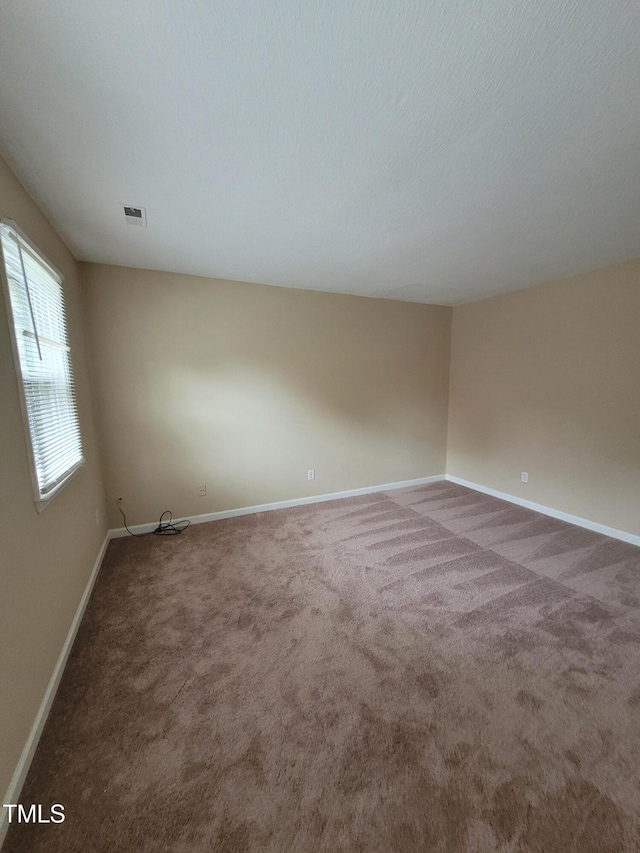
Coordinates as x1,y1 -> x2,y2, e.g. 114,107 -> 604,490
0,534 -> 110,848
109,475 -> 447,539
445,475 -> 640,547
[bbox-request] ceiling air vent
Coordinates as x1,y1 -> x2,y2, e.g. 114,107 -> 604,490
123,205 -> 147,226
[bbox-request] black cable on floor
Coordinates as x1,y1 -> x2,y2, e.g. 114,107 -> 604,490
118,502 -> 190,536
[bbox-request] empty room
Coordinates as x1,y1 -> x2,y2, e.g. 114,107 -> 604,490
1,1 -> 639,851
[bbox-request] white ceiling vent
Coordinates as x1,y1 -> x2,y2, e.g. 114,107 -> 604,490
123,206 -> 146,227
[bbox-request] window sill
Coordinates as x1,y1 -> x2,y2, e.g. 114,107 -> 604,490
35,460 -> 84,513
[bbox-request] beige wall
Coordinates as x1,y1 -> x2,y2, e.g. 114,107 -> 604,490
82,264 -> 452,527
0,157 -> 107,800
447,259 -> 640,537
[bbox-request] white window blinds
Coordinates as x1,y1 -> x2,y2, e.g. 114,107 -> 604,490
0,221 -> 83,504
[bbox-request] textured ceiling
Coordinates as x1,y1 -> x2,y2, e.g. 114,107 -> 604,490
1,1 -> 639,304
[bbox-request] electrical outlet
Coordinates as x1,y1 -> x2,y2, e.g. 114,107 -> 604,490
198,484 -> 207,496
521,472 -> 528,483
95,509 -> 100,527
307,469 -> 315,481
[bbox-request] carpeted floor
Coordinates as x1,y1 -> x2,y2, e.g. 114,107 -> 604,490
5,481 -> 640,852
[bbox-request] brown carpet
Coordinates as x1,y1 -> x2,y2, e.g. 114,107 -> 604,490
5,482 -> 640,852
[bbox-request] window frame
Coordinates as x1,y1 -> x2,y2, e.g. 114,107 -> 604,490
0,218 -> 84,512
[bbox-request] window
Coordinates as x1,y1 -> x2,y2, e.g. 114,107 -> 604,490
0,220 -> 83,509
